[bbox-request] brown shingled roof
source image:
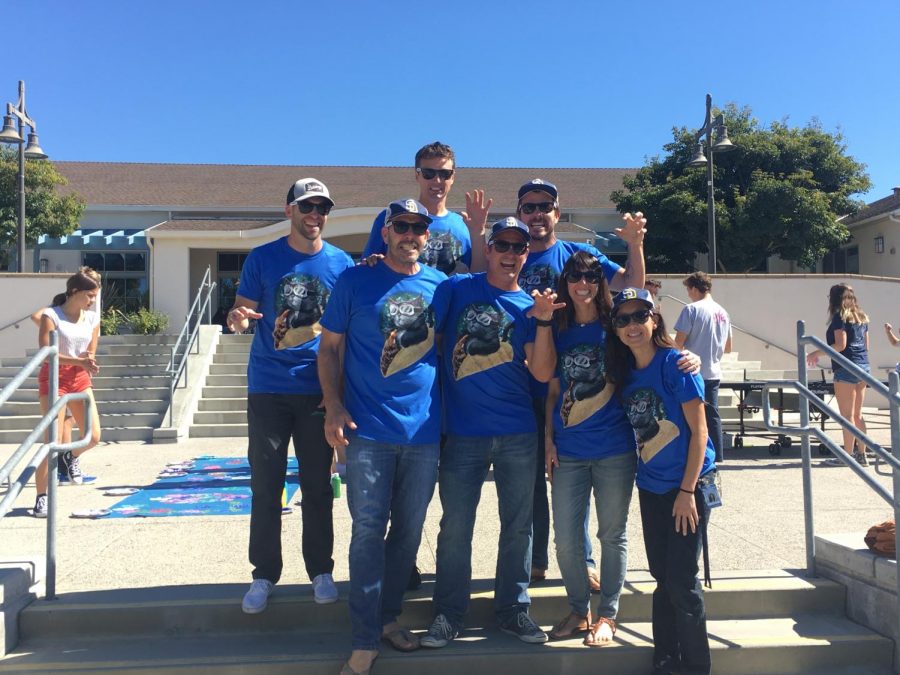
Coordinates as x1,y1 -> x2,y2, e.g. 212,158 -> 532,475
52,162 -> 635,211
152,219 -> 281,232
843,188 -> 900,225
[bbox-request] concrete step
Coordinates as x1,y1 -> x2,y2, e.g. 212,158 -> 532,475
5,387 -> 170,403
0,412 -> 162,431
217,342 -> 253,354
89,334 -> 180,346
3,576 -> 889,675
221,334 -> 254,344
0,364 -> 169,379
103,345 -> 180,356
190,423 -> 247,437
197,398 -> 247,412
2,375 -> 171,389
0,399 -> 168,416
1,354 -> 171,368
0,425 -> 154,444
208,363 -> 248,375
193,410 -> 247,425
213,352 -> 251,364
205,374 -> 248,387
202,386 -> 247,399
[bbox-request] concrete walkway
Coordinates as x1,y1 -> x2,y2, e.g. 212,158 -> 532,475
0,410 -> 896,596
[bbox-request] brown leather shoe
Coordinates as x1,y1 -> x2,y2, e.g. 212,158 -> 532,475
530,566 -> 546,582
549,611 -> 591,640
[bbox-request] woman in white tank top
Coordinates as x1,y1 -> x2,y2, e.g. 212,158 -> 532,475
32,269 -> 103,518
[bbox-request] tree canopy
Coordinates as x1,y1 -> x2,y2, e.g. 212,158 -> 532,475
610,104 -> 871,272
0,146 -> 85,269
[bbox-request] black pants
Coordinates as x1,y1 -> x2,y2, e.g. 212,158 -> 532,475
531,397 -> 550,570
248,393 -> 334,584
639,487 -> 711,675
704,379 -> 724,463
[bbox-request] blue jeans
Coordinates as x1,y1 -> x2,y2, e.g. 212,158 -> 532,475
552,451 -> 636,618
703,380 -> 723,463
433,432 -> 537,628
345,435 -> 439,650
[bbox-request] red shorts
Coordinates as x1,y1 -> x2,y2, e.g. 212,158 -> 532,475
38,363 -> 92,397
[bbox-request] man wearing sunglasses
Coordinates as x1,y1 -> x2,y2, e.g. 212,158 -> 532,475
421,217 -> 563,649
228,178 -> 355,616
515,178 -> 647,586
362,142 -> 489,275
319,198 -> 451,674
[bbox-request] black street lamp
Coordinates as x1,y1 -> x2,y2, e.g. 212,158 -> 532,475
0,80 -> 48,273
688,93 -> 734,273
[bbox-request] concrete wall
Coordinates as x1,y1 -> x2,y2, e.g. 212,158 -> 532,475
0,274 -> 71,359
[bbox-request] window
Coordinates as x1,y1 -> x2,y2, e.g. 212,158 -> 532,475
82,251 -> 148,312
217,252 -> 249,313
875,236 -> 885,254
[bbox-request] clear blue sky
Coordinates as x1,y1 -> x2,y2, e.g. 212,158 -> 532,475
6,0 -> 898,200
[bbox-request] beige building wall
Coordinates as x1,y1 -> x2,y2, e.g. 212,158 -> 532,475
847,216 -> 900,278
0,274 -> 72,359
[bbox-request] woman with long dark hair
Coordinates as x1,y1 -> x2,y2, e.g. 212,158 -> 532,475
806,283 -> 871,466
605,287 -> 715,675
32,269 -> 103,517
536,251 -> 638,647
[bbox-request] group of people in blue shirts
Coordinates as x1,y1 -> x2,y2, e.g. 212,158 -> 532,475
226,142 -> 717,675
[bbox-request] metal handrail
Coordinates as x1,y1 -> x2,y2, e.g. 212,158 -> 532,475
0,331 -> 95,600
0,312 -> 35,335
165,266 -> 216,426
659,293 -> 797,360
762,320 -> 900,643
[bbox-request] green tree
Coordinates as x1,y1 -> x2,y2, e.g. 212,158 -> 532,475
610,105 -> 871,272
0,146 -> 85,269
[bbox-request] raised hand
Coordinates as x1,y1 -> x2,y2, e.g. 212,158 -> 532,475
528,288 -> 566,321
615,211 -> 647,248
462,189 -> 493,236
228,306 -> 263,334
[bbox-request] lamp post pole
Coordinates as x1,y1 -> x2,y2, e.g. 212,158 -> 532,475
688,93 -> 734,274
1,80 -> 48,273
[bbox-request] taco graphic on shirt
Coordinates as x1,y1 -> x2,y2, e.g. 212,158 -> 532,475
559,343 -> 612,427
625,387 -> 680,464
451,303 -> 514,380
379,293 -> 435,377
272,274 -> 329,349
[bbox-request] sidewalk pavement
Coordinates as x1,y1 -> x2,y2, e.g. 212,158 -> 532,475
0,410 -> 896,596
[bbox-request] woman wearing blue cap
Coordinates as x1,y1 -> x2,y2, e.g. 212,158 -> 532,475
605,287 -> 715,675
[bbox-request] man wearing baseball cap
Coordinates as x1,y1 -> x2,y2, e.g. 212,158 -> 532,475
319,199 -> 451,674
420,217 -> 563,649
229,178 -> 354,615
516,178 -> 647,586
361,142 -> 491,275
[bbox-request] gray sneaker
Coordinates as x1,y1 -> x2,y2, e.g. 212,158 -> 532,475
33,493 -> 48,519
312,573 -> 338,604
421,613 -> 459,648
499,611 -> 548,644
242,579 -> 274,614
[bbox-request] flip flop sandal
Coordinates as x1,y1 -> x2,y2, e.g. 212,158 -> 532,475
549,612 -> 591,640
104,487 -> 139,496
340,656 -> 377,675
381,627 -> 420,652
70,509 -> 111,519
583,616 -> 617,648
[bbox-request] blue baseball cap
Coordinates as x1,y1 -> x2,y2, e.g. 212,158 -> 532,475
384,198 -> 432,226
517,178 -> 559,202
488,217 -> 531,243
611,287 -> 655,315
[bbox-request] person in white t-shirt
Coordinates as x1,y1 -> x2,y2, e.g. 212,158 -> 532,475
32,269 -> 103,517
674,272 -> 732,462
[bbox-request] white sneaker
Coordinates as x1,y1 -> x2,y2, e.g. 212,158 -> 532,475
312,573 -> 338,604
242,579 -> 274,614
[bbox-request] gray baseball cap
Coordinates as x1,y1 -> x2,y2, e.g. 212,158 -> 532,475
287,178 -> 334,206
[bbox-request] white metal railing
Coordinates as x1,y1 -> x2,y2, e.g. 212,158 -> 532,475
0,331 -> 95,600
165,266 -> 216,426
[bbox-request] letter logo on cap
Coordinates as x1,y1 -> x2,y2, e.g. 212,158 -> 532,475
305,181 -> 323,193
622,288 -> 637,300
405,199 -> 417,213
505,217 -> 516,226
531,179 -> 544,185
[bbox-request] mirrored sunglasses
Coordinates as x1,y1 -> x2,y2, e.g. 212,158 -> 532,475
518,201 -> 557,215
416,167 -> 455,181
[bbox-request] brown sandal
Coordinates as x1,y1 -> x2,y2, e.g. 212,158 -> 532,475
583,616 -> 616,647
549,612 -> 591,640
381,627 -> 420,652
587,568 -> 601,594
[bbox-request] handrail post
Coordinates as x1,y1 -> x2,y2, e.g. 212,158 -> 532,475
890,371 -> 900,645
46,330 -> 59,600
797,320 -> 816,576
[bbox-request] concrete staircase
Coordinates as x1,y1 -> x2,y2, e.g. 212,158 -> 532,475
0,335 -> 176,443
0,572 -> 891,673
189,333 -> 252,438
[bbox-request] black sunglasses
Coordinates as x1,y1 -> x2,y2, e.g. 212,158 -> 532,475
296,201 -> 331,216
518,201 -> 557,215
491,240 -> 528,255
416,167 -> 455,181
389,221 -> 429,236
564,270 -> 602,284
612,308 -> 653,329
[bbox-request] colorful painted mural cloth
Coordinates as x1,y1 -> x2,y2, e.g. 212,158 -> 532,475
105,456 -> 299,518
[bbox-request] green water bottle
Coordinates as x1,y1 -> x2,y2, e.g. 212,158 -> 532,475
331,473 -> 341,498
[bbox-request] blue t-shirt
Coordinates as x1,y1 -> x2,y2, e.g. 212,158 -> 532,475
319,261 -> 449,445
551,321 -> 636,459
621,348 -> 715,494
519,240 -> 621,398
826,314 -> 869,372
362,209 -> 472,275
441,274 -> 537,436
238,237 -> 354,394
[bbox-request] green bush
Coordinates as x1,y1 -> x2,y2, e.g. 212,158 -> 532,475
126,308 -> 169,335
100,308 -> 126,336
